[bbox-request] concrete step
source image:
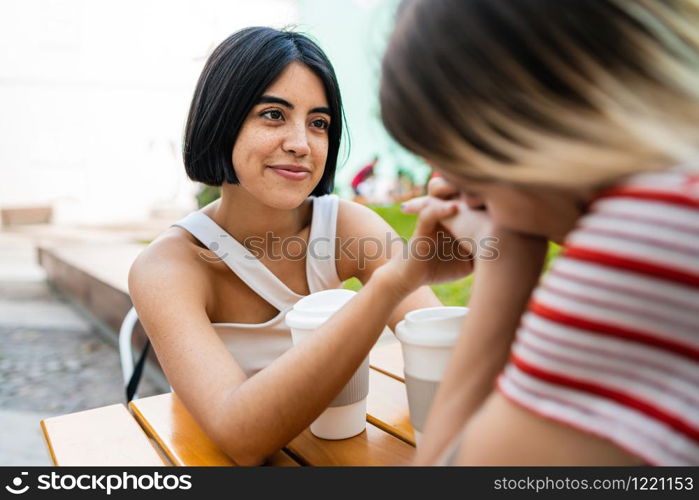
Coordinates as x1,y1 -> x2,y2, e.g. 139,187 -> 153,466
37,243 -> 170,393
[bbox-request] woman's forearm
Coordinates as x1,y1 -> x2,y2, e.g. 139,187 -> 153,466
415,237 -> 547,464
213,265 -> 411,465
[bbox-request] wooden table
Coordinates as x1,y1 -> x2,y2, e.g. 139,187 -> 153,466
41,344 -> 412,466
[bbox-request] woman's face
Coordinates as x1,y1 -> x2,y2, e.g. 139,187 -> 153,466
231,62 -> 331,209
438,170 -> 585,243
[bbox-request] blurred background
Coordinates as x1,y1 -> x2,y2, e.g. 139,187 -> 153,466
0,0 -> 431,227
0,0 -> 444,466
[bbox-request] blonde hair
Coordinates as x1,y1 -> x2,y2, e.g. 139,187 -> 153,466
380,0 -> 699,190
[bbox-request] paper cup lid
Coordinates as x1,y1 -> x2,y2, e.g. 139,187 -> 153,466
285,289 -> 357,330
395,306 -> 468,347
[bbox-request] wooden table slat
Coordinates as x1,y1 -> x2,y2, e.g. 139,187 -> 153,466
370,342 -> 405,382
44,347 -> 417,467
367,368 -> 414,445
129,393 -> 299,466
286,423 -> 414,466
41,404 -> 167,466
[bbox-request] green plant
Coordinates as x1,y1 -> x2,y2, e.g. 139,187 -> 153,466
196,185 -> 221,208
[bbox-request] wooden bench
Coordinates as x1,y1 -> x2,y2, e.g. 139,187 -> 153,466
41,345 -> 415,466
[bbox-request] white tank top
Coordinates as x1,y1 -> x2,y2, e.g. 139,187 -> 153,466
172,194 -> 342,377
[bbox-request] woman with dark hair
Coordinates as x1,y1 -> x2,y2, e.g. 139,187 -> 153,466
129,27 -> 442,465
376,0 -> 699,465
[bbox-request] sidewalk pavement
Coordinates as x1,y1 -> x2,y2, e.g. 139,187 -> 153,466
0,231 -> 161,466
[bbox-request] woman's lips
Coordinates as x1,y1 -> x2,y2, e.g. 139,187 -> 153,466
268,166 -> 311,181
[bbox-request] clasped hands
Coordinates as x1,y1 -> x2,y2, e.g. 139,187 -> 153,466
381,176 -> 546,295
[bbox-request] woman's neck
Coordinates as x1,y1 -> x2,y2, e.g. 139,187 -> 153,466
204,185 -> 311,244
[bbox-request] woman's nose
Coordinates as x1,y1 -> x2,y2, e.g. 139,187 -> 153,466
282,123 -> 310,156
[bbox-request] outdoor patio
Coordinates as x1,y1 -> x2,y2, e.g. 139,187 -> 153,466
0,229 -> 164,465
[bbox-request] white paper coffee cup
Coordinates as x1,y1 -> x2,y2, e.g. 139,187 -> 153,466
286,289 -> 370,440
395,306 -> 468,445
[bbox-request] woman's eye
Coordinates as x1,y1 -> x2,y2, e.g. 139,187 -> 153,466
311,118 -> 329,130
261,109 -> 283,121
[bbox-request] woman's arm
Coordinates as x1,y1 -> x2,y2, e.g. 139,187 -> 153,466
334,199 -> 445,329
129,237 -> 419,466
413,231 -> 547,464
397,190 -> 643,465
129,198 -> 469,466
398,178 -> 548,463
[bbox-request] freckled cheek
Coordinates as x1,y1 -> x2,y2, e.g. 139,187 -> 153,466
311,137 -> 329,170
251,130 -> 283,154
234,131 -> 281,166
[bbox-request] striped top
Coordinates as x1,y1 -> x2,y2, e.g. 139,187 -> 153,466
497,168 -> 699,465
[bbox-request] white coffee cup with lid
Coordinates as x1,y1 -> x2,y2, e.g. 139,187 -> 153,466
286,289 -> 371,440
395,306 -> 468,445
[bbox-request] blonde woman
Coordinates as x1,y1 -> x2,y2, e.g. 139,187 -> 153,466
370,0 -> 699,465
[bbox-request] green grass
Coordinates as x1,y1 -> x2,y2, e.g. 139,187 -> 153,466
369,204 -> 418,241
344,202 -> 561,306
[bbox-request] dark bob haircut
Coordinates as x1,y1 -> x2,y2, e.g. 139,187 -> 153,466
183,27 -> 344,196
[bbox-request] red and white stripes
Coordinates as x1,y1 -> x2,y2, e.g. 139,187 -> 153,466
498,170 -> 699,465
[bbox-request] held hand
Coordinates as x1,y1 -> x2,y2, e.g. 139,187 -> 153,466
403,196 -> 494,256
384,197 -> 476,295
400,176 -> 460,214
390,180 -> 547,294
403,176 -> 546,262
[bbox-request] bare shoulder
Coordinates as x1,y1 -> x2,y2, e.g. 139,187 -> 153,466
335,199 -> 403,282
336,199 -> 396,240
128,227 -> 210,306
